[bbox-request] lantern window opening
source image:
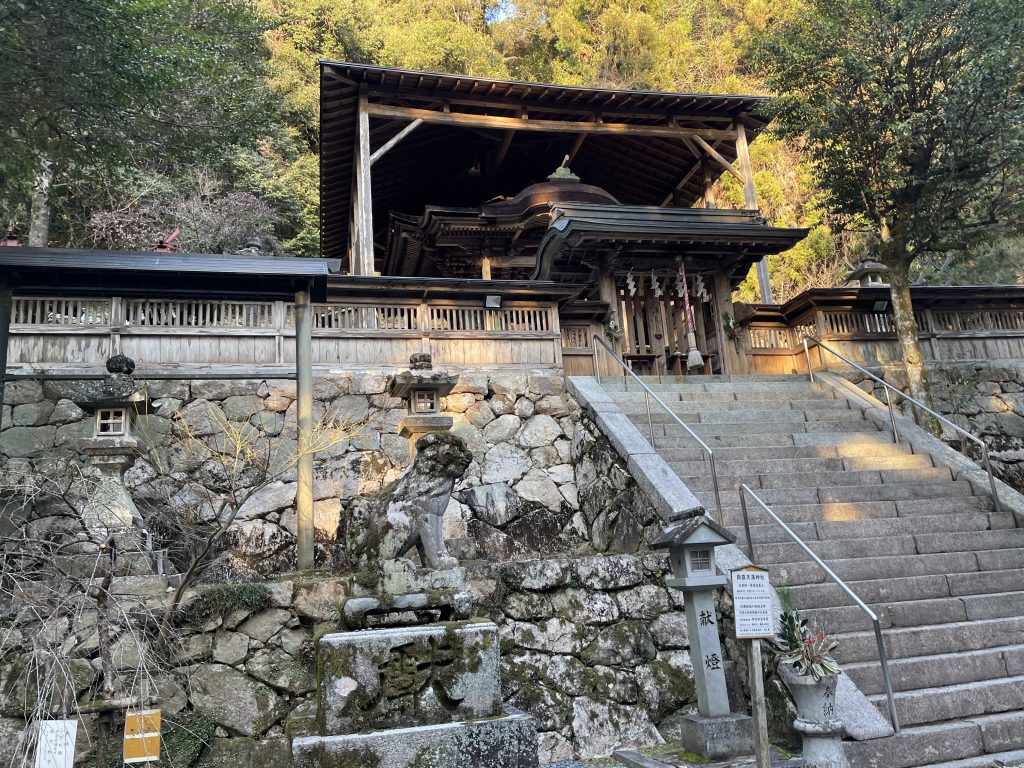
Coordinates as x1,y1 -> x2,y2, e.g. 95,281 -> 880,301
690,548 -> 712,573
96,408 -> 128,436
412,390 -> 438,414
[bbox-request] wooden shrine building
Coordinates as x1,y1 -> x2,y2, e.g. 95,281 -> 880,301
319,61 -> 808,375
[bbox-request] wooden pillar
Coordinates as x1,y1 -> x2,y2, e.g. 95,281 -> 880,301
734,119 -> 758,210
355,87 -> 375,276
481,255 -> 492,280
712,273 -> 742,375
294,286 -> 315,571
0,281 -> 10,432
756,259 -> 774,304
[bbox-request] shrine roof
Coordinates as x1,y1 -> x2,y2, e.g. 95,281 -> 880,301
320,60 -> 772,271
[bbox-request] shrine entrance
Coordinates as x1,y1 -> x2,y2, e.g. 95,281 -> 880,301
615,270 -> 723,377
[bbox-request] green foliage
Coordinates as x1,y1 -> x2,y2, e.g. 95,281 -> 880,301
756,0 -> 1024,263
776,609 -> 840,681
174,582 -> 273,626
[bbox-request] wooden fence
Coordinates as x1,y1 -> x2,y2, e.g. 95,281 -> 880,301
6,296 -> 563,371
743,305 -> 1024,375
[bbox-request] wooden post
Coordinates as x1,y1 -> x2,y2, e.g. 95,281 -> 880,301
734,119 -> 758,210
356,87 -> 375,276
481,255 -> 492,280
294,286 -> 315,571
0,281 -> 10,432
748,639 -> 771,768
756,259 -> 774,304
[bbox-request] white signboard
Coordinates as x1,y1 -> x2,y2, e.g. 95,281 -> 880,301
732,566 -> 775,639
34,720 -> 77,768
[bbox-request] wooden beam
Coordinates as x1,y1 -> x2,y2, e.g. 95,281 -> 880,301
691,135 -> 745,183
734,119 -> 758,209
566,133 -> 587,163
294,286 -> 314,571
492,129 -> 516,170
369,118 -> 423,165
660,162 -> 702,206
364,102 -> 735,140
356,88 -> 375,275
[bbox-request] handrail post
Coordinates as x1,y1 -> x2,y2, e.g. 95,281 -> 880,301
739,486 -> 755,562
594,340 -> 601,386
803,336 -> 814,382
710,452 -> 723,525
645,389 -> 656,447
884,387 -> 900,444
874,619 -> 901,733
981,443 -> 1004,517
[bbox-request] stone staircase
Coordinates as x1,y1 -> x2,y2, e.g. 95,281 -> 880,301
600,373 -> 1024,768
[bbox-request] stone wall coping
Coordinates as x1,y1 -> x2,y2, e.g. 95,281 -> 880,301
818,372 -> 1024,526
567,376 -> 703,521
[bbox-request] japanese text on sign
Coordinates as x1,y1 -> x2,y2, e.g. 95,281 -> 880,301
35,720 -> 77,768
732,567 -> 774,639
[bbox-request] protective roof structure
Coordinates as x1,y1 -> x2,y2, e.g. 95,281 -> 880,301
320,60 -> 772,270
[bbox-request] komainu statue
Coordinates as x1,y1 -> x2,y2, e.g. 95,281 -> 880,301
339,431 -> 472,573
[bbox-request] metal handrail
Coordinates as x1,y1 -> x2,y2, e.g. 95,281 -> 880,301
738,484 -> 901,733
803,336 -> 1003,516
591,335 -> 723,521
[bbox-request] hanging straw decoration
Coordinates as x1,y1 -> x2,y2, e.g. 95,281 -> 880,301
678,262 -> 704,370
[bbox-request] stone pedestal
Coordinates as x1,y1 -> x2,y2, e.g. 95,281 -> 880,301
780,665 -> 849,768
680,712 -> 754,760
398,414 -> 454,461
294,620 -> 538,768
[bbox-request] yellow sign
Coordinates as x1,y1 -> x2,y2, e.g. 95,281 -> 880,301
123,709 -> 161,764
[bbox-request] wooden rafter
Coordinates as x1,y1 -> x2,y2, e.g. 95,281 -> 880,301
364,102 -> 736,140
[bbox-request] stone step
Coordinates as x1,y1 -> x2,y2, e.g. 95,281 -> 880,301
836,616 -> 1024,663
914,529 -> 1024,555
868,675 -> 1024,728
789,574 -> 956,611
755,533 -> 921,566
667,455 -> 933,476
949,568 -> 1024,597
733,512 -> 992,547
843,719 -> 984,768
772,552 -> 982,588
924,747 -> 1024,768
611,396 -> 848,411
697,479 -> 978,510
844,645 -> 1024,695
663,420 -> 883,437
805,591 -> 1024,635
655,442 -> 917,462
680,467 -> 954,492
719,496 -> 996,527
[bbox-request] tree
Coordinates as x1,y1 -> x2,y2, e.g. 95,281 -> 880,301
756,0 -> 1024,404
0,0 -> 272,246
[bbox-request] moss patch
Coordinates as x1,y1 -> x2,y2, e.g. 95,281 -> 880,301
174,583 -> 272,626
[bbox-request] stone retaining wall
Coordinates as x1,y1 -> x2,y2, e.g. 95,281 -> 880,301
0,550 -> 717,766
838,360 -> 1024,491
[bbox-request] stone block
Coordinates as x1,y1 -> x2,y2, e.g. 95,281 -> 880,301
203,737 -> 293,768
461,482 -> 526,527
3,380 -> 42,405
292,710 -> 537,768
680,712 -> 753,760
626,453 -> 704,521
191,379 -> 263,400
318,621 -> 501,735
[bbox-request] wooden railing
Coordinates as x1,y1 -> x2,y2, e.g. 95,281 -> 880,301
743,303 -> 1024,375
7,296 -> 562,371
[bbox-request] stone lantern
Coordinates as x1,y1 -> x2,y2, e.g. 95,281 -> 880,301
652,515 -> 753,760
389,352 -> 458,461
73,356 -> 150,537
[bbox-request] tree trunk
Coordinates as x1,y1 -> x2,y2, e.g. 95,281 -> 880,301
887,257 -> 934,410
28,145 -> 54,247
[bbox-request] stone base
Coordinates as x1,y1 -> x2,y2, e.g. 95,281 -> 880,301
292,710 -> 538,768
318,621 -> 501,735
680,712 -> 754,760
